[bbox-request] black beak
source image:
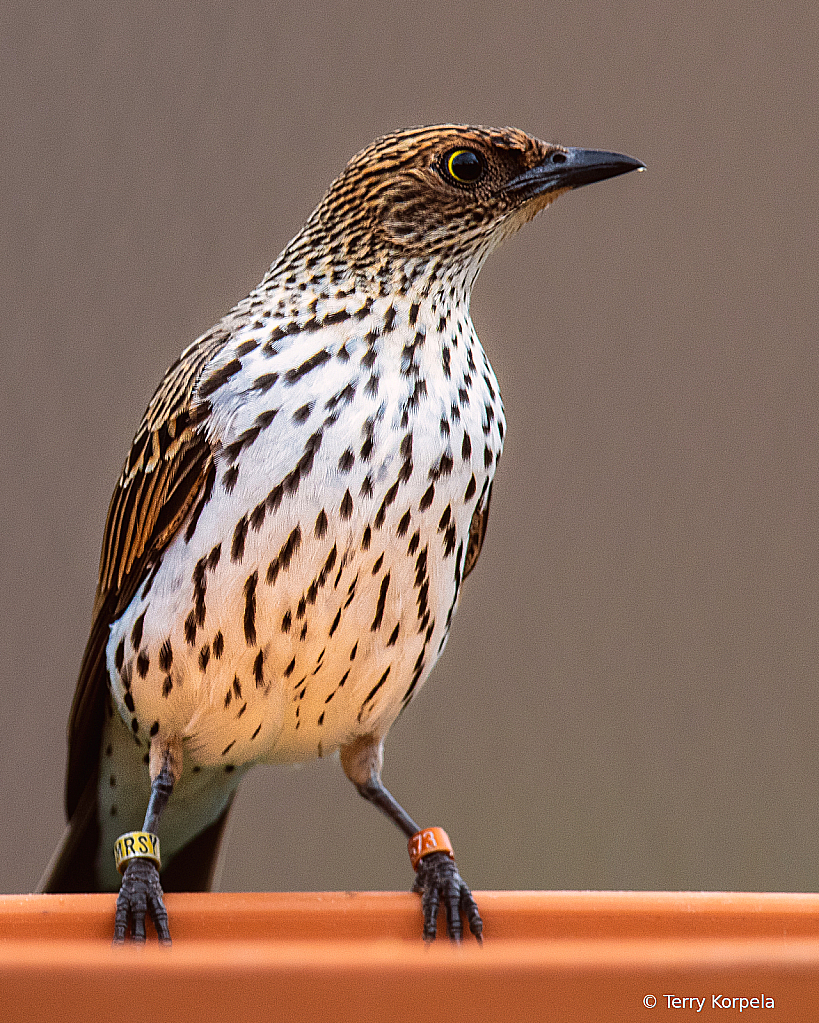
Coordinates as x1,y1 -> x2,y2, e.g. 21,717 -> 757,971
505,147 -> 645,199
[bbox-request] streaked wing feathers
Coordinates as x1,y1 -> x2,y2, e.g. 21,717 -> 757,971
462,482 -> 493,581
66,330 -> 228,818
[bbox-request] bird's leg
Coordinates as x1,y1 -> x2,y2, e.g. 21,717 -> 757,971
340,735 -> 482,943
112,738 -> 181,945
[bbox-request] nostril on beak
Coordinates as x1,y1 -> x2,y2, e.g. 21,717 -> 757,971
550,152 -> 567,164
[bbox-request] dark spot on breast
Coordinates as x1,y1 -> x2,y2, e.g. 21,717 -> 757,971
374,480 -> 399,528
266,483 -> 284,514
371,573 -> 390,631
282,464 -> 301,494
430,453 -> 454,480
358,666 -> 391,721
231,515 -> 249,563
199,358 -> 242,398
131,613 -> 145,651
256,407 -> 279,429
317,544 -> 337,586
223,464 -> 239,493
285,348 -> 332,384
250,500 -> 266,532
159,639 -> 173,672
252,372 -> 279,393
244,571 -> 258,645
323,308 -> 350,327
280,525 -> 302,569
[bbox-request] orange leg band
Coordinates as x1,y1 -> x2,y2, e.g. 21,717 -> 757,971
408,827 -> 455,871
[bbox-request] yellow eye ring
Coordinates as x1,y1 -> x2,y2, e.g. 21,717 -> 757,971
442,148 -> 486,186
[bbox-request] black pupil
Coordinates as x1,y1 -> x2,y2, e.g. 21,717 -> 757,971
450,150 -> 482,182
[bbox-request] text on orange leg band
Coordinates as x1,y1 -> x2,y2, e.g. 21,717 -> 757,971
408,827 -> 455,870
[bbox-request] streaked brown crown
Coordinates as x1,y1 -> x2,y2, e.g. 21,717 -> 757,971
274,124 -> 562,280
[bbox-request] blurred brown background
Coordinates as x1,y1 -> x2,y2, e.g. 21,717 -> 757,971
2,0 -> 817,896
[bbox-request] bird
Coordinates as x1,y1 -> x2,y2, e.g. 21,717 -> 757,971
41,124 -> 643,943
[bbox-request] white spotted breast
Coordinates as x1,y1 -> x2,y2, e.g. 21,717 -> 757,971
105,281 -> 505,768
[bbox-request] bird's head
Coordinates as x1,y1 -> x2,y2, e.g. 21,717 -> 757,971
280,124 -> 643,292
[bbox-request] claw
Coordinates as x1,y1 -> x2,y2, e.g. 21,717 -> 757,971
412,851 -> 483,943
112,857 -> 172,945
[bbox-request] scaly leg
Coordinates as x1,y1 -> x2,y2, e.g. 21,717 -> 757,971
112,742 -> 180,945
340,735 -> 482,943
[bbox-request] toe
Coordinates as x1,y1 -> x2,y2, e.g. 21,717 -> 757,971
112,857 -> 171,944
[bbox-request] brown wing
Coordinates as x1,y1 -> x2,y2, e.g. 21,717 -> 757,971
462,481 -> 493,581
65,331 -> 227,818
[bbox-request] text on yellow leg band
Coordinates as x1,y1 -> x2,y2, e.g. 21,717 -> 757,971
114,831 -> 161,874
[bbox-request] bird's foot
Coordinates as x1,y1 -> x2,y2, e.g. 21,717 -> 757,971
112,857 -> 171,945
412,851 -> 483,943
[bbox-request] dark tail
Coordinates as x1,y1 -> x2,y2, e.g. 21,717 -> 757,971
39,780 -> 101,892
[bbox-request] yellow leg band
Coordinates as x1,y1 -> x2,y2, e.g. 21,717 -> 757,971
114,831 -> 161,874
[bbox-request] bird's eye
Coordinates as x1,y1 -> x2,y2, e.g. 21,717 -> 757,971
441,148 -> 486,186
